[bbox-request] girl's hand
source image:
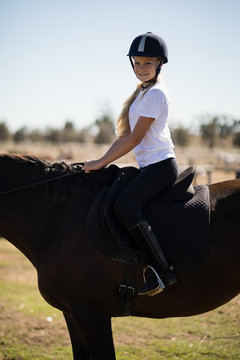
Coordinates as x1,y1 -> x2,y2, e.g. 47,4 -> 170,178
82,160 -> 103,174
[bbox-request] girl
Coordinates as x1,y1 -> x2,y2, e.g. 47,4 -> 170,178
83,32 -> 178,296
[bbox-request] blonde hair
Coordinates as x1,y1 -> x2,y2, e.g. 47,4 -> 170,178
115,80 -> 157,137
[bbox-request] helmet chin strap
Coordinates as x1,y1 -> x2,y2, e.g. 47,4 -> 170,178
129,57 -> 135,71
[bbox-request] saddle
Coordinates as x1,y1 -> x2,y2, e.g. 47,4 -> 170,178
87,165 -> 210,270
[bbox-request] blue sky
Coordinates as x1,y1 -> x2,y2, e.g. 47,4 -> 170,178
0,0 -> 239,132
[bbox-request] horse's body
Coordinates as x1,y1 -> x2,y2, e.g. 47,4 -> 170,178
0,154 -> 240,359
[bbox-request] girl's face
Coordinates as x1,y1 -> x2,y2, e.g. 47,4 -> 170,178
133,56 -> 160,83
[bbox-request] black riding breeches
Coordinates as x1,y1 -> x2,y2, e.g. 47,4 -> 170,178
113,158 -> 178,230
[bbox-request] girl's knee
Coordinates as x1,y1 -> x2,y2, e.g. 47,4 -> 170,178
114,196 -> 141,230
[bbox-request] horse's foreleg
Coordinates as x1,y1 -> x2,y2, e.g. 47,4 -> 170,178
70,306 -> 116,360
64,312 -> 90,360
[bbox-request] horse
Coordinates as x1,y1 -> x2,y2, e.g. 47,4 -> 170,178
0,153 -> 240,360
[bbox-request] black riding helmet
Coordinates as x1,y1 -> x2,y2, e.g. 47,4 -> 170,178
127,32 -> 168,79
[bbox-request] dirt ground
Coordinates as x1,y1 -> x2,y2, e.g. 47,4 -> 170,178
0,306 -> 70,350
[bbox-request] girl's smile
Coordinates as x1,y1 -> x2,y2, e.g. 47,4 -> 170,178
133,56 -> 160,85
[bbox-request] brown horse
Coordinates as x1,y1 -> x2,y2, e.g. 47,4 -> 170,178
0,153 -> 240,360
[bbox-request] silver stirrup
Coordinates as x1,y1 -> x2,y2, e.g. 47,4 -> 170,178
142,265 -> 165,296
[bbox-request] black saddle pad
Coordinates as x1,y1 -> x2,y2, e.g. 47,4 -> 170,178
148,185 -> 209,269
87,185 -> 209,270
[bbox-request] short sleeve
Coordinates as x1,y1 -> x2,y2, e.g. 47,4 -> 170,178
139,88 -> 167,119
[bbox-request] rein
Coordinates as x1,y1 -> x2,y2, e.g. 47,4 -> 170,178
0,162 -> 84,197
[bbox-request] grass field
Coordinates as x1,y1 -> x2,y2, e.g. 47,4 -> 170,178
1,239 -> 240,360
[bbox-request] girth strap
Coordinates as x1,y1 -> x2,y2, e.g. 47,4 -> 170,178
113,257 -> 139,317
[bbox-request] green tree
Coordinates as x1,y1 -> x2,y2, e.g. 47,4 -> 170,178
199,114 -> 235,148
45,128 -> 62,143
200,116 -> 219,148
13,127 -> 27,143
94,114 -> 115,144
172,126 -> 190,146
64,121 -> 75,132
29,129 -> 44,142
0,121 -> 10,140
233,132 -> 240,147
62,120 -> 76,142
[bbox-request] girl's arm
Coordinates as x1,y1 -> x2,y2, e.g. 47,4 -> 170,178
104,136 -> 127,156
82,116 -> 154,173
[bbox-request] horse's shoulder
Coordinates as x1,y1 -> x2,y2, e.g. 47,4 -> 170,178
209,178 -> 240,211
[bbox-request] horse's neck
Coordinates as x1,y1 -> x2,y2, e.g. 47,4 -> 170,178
0,185 -> 51,266
0,160 -> 107,267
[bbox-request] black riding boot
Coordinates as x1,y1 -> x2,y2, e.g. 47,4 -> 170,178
130,220 -> 177,296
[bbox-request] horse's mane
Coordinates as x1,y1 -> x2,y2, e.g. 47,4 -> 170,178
0,153 -> 85,201
1,153 -> 73,171
0,153 -> 45,166
0,153 -> 118,202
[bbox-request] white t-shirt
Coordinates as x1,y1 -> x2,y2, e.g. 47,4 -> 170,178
129,81 -> 175,167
